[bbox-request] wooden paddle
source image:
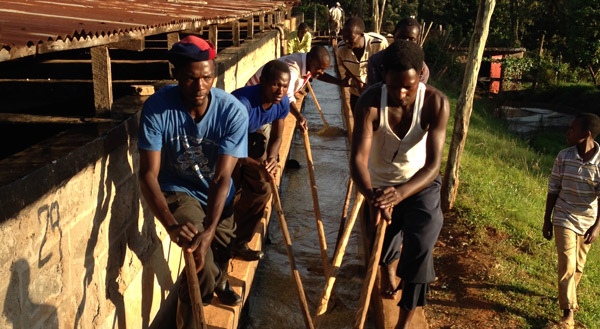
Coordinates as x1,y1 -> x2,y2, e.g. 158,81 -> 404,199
313,193 -> 364,328
269,175 -> 316,329
306,81 -> 330,128
301,129 -> 330,278
354,209 -> 389,329
183,251 -> 208,329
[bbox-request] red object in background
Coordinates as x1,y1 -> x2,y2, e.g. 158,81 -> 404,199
490,55 -> 503,94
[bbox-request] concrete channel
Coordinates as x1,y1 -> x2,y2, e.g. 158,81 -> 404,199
240,48 -> 375,329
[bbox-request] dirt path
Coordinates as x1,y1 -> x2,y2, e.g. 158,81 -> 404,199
424,211 -> 523,329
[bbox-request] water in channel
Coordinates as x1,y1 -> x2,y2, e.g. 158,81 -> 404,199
241,47 -> 376,329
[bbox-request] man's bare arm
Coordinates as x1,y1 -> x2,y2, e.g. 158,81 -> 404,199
350,90 -> 378,202
139,150 -> 198,248
265,118 -> 285,173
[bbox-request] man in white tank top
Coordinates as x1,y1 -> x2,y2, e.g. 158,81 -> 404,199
350,40 -> 449,329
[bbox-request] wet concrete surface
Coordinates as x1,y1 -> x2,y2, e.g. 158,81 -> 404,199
241,48 -> 376,329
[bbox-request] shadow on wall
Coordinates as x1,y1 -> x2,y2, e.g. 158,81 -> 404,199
74,122 -> 174,329
4,259 -> 59,328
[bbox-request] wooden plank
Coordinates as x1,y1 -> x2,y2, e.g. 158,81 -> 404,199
246,16 -> 254,39
0,113 -> 120,124
441,0 -> 496,210
110,37 -> 145,51
90,46 -> 113,114
209,25 -> 218,50
232,20 -> 241,46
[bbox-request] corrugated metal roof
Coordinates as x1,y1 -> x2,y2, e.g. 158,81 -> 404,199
0,0 -> 295,62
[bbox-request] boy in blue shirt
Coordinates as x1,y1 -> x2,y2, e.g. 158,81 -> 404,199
543,113 -> 600,329
231,60 -> 291,260
138,36 -> 247,327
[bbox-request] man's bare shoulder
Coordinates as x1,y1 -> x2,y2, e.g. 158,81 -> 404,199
422,84 -> 450,127
424,85 -> 449,111
356,83 -> 382,113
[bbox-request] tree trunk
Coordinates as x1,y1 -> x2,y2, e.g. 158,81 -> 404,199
378,0 -> 387,34
372,0 -> 380,33
588,64 -> 598,86
441,0 -> 496,211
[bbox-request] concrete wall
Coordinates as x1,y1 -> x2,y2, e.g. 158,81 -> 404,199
0,28 -> 284,329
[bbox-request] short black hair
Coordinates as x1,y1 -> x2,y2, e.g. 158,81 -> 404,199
343,17 -> 365,34
395,17 -> 421,34
575,113 -> 600,138
308,45 -> 330,64
260,60 -> 291,84
382,40 -> 424,74
298,22 -> 309,31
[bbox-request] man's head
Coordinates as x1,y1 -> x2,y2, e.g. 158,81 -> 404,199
567,113 -> 600,146
382,41 -> 424,109
297,23 -> 309,40
394,17 -> 421,44
342,17 -> 365,49
259,60 -> 291,105
336,2 -> 341,7
169,36 -> 217,109
306,46 -> 331,78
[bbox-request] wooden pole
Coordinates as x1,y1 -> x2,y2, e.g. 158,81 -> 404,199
269,177 -> 316,329
306,81 -> 329,128
441,0 -> 496,211
183,252 -> 207,329
167,32 -> 180,77
313,194 -> 364,328
334,178 -> 354,253
259,14 -> 265,32
247,16 -> 254,39
232,20 -> 241,46
354,212 -> 388,329
302,129 -> 330,278
208,25 -> 218,51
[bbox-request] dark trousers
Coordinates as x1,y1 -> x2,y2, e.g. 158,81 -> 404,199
232,130 -> 272,247
162,191 -> 235,329
371,176 -> 443,309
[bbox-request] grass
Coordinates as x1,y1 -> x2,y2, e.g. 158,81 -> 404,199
440,88 -> 600,328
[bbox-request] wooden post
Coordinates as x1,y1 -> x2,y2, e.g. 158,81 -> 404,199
275,10 -> 282,24
267,13 -> 273,27
208,25 -> 218,51
232,20 -> 241,46
259,14 -> 265,32
90,46 -> 112,114
441,0 -> 496,211
167,32 -> 180,77
246,16 -> 254,39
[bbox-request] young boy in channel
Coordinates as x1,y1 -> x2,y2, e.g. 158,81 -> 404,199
543,113 -> 600,329
231,60 -> 291,261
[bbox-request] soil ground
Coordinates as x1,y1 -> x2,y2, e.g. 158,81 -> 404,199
424,211 -> 524,329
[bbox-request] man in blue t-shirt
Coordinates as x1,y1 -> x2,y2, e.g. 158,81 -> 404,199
230,60 -> 291,261
138,36 -> 247,327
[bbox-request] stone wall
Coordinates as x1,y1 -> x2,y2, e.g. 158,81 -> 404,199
0,28 -> 284,329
